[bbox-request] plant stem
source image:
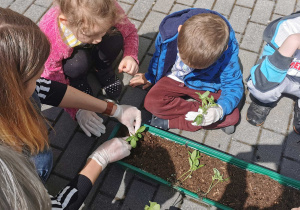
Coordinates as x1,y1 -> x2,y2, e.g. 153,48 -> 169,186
202,180 -> 220,196
177,170 -> 191,181
181,171 -> 193,182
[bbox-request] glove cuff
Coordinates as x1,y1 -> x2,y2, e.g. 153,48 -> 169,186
112,104 -> 121,118
88,149 -> 109,170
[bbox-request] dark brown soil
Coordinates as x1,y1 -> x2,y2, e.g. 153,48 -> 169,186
118,127 -> 300,209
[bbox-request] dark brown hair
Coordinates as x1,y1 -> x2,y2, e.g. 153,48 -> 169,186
0,8 -> 50,154
178,13 -> 229,69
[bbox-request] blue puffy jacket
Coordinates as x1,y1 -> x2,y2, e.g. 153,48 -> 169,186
145,8 -> 243,116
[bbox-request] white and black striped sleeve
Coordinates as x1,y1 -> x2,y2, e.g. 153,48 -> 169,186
36,78 -> 67,107
51,174 -> 92,210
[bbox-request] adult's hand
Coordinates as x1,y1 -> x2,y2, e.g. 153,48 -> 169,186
88,137 -> 131,169
76,109 -> 106,137
112,105 -> 142,134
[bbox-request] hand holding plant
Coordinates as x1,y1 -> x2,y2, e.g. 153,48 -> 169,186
126,125 -> 146,148
185,91 -> 223,126
177,150 -> 204,183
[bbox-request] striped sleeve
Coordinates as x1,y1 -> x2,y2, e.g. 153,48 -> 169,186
35,78 -> 67,107
51,175 -> 93,210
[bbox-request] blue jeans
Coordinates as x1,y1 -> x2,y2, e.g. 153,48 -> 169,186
31,149 -> 53,183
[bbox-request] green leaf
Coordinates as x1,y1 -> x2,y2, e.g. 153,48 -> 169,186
133,136 -> 139,141
191,150 -> 197,160
197,164 -> 205,169
201,91 -> 210,99
195,92 -> 202,98
195,159 -> 199,166
193,115 -> 203,125
145,201 -> 160,210
137,125 -> 146,133
137,133 -> 142,138
188,157 -> 193,168
126,136 -> 133,142
130,140 -> 137,148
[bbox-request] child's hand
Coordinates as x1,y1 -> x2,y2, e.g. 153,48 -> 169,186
129,73 -> 152,89
118,56 -> 139,75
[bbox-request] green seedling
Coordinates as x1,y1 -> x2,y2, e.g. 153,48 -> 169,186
202,168 -> 229,196
177,150 -> 204,183
144,201 -> 160,210
126,125 -> 146,148
193,91 -> 217,125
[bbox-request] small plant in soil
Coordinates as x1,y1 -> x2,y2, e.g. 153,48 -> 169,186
144,201 -> 160,210
177,150 -> 205,183
201,168 -> 229,196
126,125 -> 146,148
193,91 -> 217,125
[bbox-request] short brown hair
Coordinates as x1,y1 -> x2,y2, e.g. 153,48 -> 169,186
54,0 -> 123,36
178,13 -> 229,69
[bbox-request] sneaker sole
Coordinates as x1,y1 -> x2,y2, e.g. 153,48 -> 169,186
246,116 -> 264,127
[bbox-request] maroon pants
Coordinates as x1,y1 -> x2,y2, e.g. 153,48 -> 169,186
144,77 -> 240,132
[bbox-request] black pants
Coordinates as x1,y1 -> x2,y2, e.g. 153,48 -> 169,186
62,33 -> 123,95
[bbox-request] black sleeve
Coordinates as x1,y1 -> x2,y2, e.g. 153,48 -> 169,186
51,174 -> 93,209
35,78 -> 67,107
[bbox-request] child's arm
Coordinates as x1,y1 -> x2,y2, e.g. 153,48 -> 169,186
114,2 -> 139,75
278,33 -> 300,57
129,73 -> 152,89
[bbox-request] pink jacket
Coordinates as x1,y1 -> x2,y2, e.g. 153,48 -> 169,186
39,3 -> 139,119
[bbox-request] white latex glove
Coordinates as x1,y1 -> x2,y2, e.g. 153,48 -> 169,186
185,105 -> 223,126
112,105 -> 142,134
88,137 -> 131,169
76,109 -> 106,137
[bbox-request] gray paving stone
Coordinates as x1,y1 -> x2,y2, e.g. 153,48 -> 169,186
213,0 -> 234,16
228,140 -> 254,162
229,6 -> 251,33
48,112 -> 77,149
45,174 -> 70,195
0,0 -> 14,8
9,0 -> 34,14
263,97 -> 293,134
99,164 -> 134,197
152,0 -> 174,14
119,0 -> 135,4
121,178 -> 157,210
238,49 -> 258,82
271,14 -> 284,22
53,132 -> 95,179
170,3 -> 190,14
148,41 -> 156,55
233,103 -> 260,145
250,0 -> 274,25
128,0 -> 154,21
51,147 -> 62,166
139,54 -> 152,74
240,22 -> 265,53
176,0 -> 194,6
24,4 -> 47,23
284,131 -> 300,162
194,0 -> 215,10
130,19 -> 141,30
280,158 -> 300,181
138,37 -> 152,61
153,184 -> 184,209
274,0 -> 296,16
180,198 -> 210,209
118,2 -> 132,14
236,0 -> 255,8
138,11 -> 166,39
34,0 -> 52,8
204,129 -> 231,152
255,129 -> 285,171
179,129 -> 206,143
41,105 -> 63,121
120,86 -> 147,108
90,193 -> 122,210
235,33 -> 242,43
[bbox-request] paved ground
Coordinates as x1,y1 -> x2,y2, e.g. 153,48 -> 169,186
2,0 -> 300,209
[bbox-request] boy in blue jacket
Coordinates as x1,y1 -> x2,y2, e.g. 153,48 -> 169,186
246,12 -> 300,134
130,8 -> 243,134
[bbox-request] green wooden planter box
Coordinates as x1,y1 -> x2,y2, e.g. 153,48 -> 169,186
108,124 -> 300,210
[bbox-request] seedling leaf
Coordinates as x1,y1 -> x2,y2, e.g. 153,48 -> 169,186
130,140 -> 137,148
137,125 -> 146,133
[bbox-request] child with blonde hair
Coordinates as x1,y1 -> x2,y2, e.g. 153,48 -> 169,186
39,0 -> 139,129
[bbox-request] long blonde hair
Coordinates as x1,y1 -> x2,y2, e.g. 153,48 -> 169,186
0,8 -> 50,154
54,0 -> 123,35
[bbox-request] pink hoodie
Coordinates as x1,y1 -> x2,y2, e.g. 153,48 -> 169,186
39,3 -> 139,119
